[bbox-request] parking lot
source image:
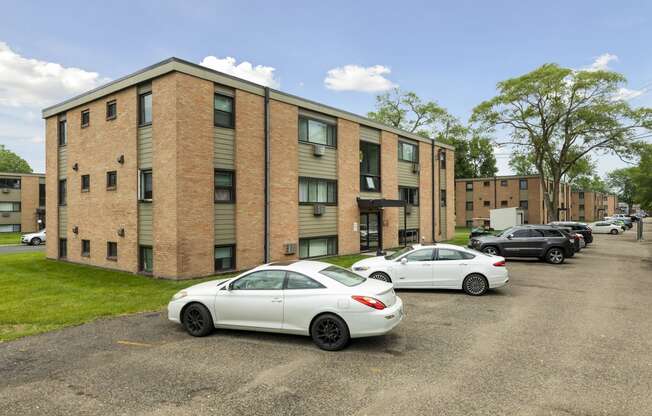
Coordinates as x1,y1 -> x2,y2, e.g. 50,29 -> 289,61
1,230 -> 651,416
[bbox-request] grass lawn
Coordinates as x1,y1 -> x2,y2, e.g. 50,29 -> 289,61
0,232 -> 22,245
443,227 -> 472,246
322,253 -> 369,268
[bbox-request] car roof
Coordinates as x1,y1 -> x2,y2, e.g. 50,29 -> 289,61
258,260 -> 333,274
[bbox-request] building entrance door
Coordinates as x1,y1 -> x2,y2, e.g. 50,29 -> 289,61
360,212 -> 381,252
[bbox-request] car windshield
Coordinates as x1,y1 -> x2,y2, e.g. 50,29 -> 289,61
497,228 -> 516,237
319,266 -> 365,287
385,246 -> 413,260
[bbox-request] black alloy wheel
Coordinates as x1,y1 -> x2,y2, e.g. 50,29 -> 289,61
369,272 -> 391,282
311,314 -> 350,351
182,303 -> 214,337
482,246 -> 498,256
31,238 -> 41,246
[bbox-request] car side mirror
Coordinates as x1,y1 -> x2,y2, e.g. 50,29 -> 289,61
400,257 -> 408,265
506,234 -> 513,239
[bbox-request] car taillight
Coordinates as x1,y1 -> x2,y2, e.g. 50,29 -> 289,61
493,260 -> 506,267
351,295 -> 386,310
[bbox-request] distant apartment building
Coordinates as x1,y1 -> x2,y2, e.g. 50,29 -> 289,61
42,58 -> 456,279
570,191 -> 618,221
0,172 -> 45,233
455,175 -> 572,227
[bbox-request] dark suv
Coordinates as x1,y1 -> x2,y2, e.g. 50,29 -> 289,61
468,225 -> 574,264
548,221 -> 593,244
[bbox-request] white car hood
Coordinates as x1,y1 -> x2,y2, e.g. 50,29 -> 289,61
185,279 -> 230,295
352,256 -> 390,270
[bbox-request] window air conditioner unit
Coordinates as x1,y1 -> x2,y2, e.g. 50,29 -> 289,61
284,243 -> 297,255
314,204 -> 325,216
1,213 -> 9,218
313,144 -> 325,156
1,189 -> 9,194
412,163 -> 420,173
405,204 -> 412,214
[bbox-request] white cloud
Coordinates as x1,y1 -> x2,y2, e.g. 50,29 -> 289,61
613,87 -> 645,101
199,56 -> 279,88
324,64 -> 397,92
586,53 -> 618,71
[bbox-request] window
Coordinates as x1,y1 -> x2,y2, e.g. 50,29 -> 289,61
500,180 -> 508,187
214,94 -> 234,128
579,204 -> 585,210
465,220 -> 473,228
213,170 -> 235,202
81,109 -> 90,128
579,216 -> 585,221
214,245 -> 235,271
0,202 -> 20,212
58,179 -> 67,206
0,224 -> 20,232
405,248 -> 434,262
39,183 -> 46,206
299,236 -> 337,258
106,100 -> 117,120
140,246 -> 153,273
484,201 -> 491,207
138,92 -> 152,126
360,141 -> 381,191
59,238 -> 67,258
398,141 -> 418,162
81,175 -> 90,192
399,187 -> 419,206
465,182 -> 473,191
106,171 -> 117,190
437,249 -> 474,261
501,200 -> 508,207
439,150 -> 446,169
231,270 -> 285,290
579,192 -> 585,199
140,170 -> 152,200
58,118 -> 67,146
319,266 -> 365,287
440,190 -> 447,207
399,229 -> 419,244
299,177 -> 336,204
106,242 -> 118,260
299,116 -> 336,147
519,179 -> 528,190
511,229 -> 530,238
466,201 -> 473,211
541,229 -> 562,237
81,240 -> 90,257
519,200 -> 528,209
483,181 -> 490,187
0,178 -> 20,189
286,272 -> 325,289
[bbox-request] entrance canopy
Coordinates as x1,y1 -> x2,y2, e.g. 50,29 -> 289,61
357,198 -> 405,209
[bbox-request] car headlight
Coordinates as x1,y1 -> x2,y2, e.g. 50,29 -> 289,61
171,290 -> 188,301
353,266 -> 369,271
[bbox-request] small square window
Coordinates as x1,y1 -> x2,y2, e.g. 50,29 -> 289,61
465,182 -> 473,191
214,94 -> 234,128
81,240 -> 91,257
500,180 -> 508,187
501,200 -> 508,207
81,174 -> 90,192
484,201 -> 490,207
215,245 -> 235,271
107,242 -> 118,260
81,110 -> 90,128
215,170 -> 235,202
483,181 -> 490,187
106,171 -> 117,190
465,202 -> 473,211
519,200 -> 529,209
106,100 -> 117,120
519,179 -> 528,190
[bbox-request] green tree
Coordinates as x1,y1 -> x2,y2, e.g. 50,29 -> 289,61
631,143 -> 652,210
471,63 -> 652,221
574,175 -> 609,194
607,167 -> 637,212
368,88 -> 497,178
0,145 -> 32,173
508,152 -> 538,176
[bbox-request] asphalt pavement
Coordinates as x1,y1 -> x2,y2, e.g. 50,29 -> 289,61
0,244 -> 44,254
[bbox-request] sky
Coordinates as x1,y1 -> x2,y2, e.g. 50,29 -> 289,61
1,0 -> 651,175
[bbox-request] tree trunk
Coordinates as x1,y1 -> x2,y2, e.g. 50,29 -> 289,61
549,180 -> 560,223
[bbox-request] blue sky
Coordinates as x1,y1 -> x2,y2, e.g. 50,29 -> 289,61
1,0 -> 651,174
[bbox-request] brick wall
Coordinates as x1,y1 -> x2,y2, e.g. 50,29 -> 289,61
20,176 -> 40,233
45,117 -> 59,259
381,131 -> 398,249
418,142 -> 433,242
337,119 -> 360,255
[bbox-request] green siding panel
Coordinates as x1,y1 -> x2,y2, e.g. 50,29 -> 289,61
398,161 -> 419,187
360,126 -> 381,143
58,206 -> 67,236
298,205 -> 337,238
398,206 -> 420,230
215,204 -> 235,245
0,212 -> 21,225
298,143 -> 337,180
439,169 -> 447,190
214,127 -> 235,170
0,189 -> 21,202
58,147 -> 67,179
138,202 -> 153,245
137,125 -> 153,169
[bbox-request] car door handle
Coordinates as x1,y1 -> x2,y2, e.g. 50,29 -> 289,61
271,298 -> 283,303
459,263 -> 468,266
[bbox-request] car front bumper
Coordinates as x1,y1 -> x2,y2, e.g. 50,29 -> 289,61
167,300 -> 184,324
344,296 -> 404,338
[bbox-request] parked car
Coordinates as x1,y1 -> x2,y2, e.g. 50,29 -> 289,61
469,227 -> 495,238
468,225 -> 574,264
168,260 -> 404,351
21,229 -> 46,245
590,221 -> 622,235
606,219 -> 627,231
351,243 -> 509,296
606,215 -> 633,229
551,226 -> 581,254
577,234 -> 586,249
548,221 -> 593,244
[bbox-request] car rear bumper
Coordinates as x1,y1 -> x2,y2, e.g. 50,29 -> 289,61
487,269 -> 509,289
344,296 -> 404,338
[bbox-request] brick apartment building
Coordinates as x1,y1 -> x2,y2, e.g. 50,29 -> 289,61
42,58 -> 456,279
0,172 -> 45,233
454,175 -> 572,227
570,191 -> 618,221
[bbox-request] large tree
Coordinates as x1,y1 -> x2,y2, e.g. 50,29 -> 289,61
368,88 -> 497,178
0,145 -> 32,173
574,175 -> 609,194
631,143 -> 652,210
509,151 -> 595,185
471,63 -> 652,221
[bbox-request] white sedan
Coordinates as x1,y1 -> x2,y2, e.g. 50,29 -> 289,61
168,260 -> 403,351
351,244 -> 509,296
589,221 -> 621,234
21,229 -> 46,245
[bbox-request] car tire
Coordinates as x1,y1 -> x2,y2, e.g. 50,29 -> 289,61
369,272 -> 392,283
181,303 -> 214,337
482,246 -> 499,256
30,237 -> 41,246
310,313 -> 350,351
610,229 -> 618,235
545,247 -> 565,264
462,273 -> 489,296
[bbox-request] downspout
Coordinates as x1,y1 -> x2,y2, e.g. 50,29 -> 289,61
431,141 -> 436,243
264,87 -> 270,263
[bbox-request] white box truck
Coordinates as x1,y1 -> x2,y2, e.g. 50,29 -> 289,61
490,207 -> 524,230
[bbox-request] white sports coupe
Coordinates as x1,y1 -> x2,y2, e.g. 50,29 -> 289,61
351,244 -> 509,296
168,260 -> 404,351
